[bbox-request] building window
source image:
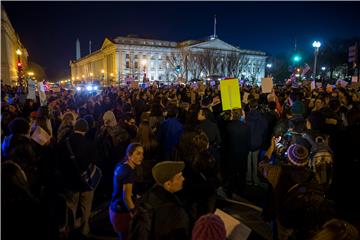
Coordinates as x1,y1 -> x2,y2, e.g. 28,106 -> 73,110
143,55 -> 146,59
135,55 -> 138,59
151,75 -> 154,80
126,54 -> 129,59
158,55 -> 162,60
135,62 -> 138,69
126,61 -> 130,69
159,76 -> 162,80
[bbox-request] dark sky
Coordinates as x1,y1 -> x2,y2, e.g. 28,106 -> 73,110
3,1 -> 360,81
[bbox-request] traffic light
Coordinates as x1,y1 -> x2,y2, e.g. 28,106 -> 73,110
292,54 -> 302,63
175,65 -> 181,73
17,62 -> 22,67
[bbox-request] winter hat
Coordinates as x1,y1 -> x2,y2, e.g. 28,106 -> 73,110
287,144 -> 309,166
103,110 -> 117,127
9,117 -> 30,135
152,161 -> 185,185
74,118 -> 89,133
192,214 -> 226,240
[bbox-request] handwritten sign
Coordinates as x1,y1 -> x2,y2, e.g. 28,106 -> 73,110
31,126 -> 51,146
261,77 -> 273,93
220,78 -> 241,111
215,209 -> 252,240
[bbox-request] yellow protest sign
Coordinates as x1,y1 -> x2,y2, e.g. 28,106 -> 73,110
220,78 -> 241,111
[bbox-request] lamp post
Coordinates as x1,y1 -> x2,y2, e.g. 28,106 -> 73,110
141,59 -> 147,83
89,72 -> 93,83
101,69 -> 105,85
312,41 -> 321,83
16,49 -> 23,88
266,63 -> 272,77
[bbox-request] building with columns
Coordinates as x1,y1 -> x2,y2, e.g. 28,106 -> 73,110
1,6 -> 29,86
70,35 -> 267,86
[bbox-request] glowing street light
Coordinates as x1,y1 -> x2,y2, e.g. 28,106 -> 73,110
321,67 -> 326,71
312,41 -> 321,82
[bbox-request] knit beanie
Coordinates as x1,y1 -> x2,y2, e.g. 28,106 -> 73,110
74,118 -> 89,133
287,144 -> 309,166
192,214 -> 226,240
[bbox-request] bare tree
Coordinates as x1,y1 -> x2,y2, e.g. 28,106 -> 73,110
248,58 -> 266,85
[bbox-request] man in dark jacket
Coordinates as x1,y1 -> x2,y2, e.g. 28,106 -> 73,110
56,118 -> 97,236
246,99 -> 268,185
130,161 -> 189,240
196,107 -> 221,147
224,109 -> 251,196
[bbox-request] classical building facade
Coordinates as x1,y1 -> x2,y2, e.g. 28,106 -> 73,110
70,35 -> 266,86
1,6 -> 29,86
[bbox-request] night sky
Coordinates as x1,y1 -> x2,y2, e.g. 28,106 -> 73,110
3,1 -> 360,81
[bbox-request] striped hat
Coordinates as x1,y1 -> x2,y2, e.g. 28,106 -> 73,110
287,144 -> 309,166
192,214 -> 226,240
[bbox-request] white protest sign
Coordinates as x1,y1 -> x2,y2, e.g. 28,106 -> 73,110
215,209 -> 252,240
38,82 -> 47,106
31,126 -> 51,146
27,79 -> 36,100
261,77 -> 273,93
311,81 -> 316,91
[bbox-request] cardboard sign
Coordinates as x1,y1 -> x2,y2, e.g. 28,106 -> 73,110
220,78 -> 241,111
215,209 -> 252,240
261,77 -> 273,93
131,81 -> 139,88
31,126 -> 51,146
243,92 -> 250,104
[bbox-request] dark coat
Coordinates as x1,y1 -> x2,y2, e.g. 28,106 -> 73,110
246,110 -> 268,151
196,119 -> 222,146
56,132 -> 97,192
142,184 -> 190,240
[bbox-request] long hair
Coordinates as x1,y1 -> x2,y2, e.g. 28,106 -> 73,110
135,121 -> 158,151
123,142 -> 143,162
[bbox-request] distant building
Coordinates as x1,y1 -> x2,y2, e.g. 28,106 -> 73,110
1,6 -> 29,86
70,35 -> 266,86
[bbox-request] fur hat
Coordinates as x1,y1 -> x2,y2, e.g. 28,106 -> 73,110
287,144 -> 309,166
152,161 -> 185,185
103,111 -> 117,127
74,118 -> 89,133
192,214 -> 226,240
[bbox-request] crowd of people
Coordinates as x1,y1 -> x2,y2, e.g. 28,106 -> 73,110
1,80 -> 360,240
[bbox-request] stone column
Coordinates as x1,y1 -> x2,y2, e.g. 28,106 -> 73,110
115,49 -> 121,86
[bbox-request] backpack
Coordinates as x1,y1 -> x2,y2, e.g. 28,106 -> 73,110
95,127 -> 115,161
308,135 -> 334,186
279,183 -> 335,231
128,200 -> 154,240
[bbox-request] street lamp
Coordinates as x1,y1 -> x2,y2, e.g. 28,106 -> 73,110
312,41 -> 321,82
16,49 -> 23,88
266,63 -> 272,77
321,67 -> 326,71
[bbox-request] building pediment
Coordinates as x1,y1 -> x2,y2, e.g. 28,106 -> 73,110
187,38 -> 240,52
101,37 -> 115,50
